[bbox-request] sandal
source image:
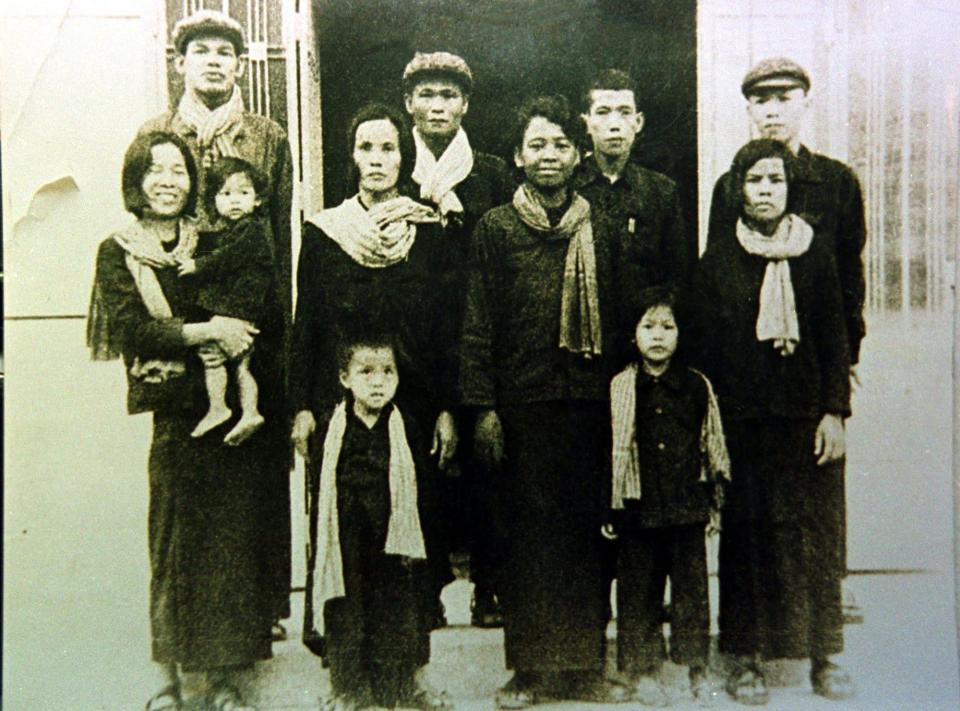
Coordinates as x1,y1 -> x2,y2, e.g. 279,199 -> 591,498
405,684 -> 453,710
145,684 -> 182,711
726,667 -> 768,706
495,686 -> 535,710
209,684 -> 256,711
632,674 -> 670,707
811,661 -> 855,701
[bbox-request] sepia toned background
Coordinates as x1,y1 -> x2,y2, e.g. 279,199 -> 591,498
2,0 -> 958,709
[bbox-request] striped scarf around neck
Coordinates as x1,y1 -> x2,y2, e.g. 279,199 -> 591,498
308,195 -> 439,268
176,86 -> 245,166
512,183 -> 603,357
609,363 -> 730,509
87,219 -> 198,362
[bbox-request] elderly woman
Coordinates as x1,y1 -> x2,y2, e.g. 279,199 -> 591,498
88,131 -> 288,711
290,103 -> 455,710
691,138 -> 853,705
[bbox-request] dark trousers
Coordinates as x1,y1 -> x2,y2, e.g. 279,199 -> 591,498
323,482 -> 428,706
617,524 -> 709,674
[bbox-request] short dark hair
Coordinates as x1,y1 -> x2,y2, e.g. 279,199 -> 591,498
345,103 -> 416,196
729,138 -> 796,211
335,331 -> 399,374
511,94 -> 582,153
582,68 -> 637,111
122,131 -> 198,219
631,286 -> 679,329
203,156 -> 267,219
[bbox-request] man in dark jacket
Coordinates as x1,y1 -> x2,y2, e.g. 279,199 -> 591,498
461,95 -> 629,709
574,68 -> 691,338
402,51 -> 515,627
138,8 -> 293,644
706,57 -> 866,577
573,68 -> 692,630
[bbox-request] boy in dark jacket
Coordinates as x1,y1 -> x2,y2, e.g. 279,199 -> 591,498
604,287 -> 729,706
310,332 -> 450,711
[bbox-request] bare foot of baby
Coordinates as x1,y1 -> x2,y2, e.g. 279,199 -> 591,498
224,413 -> 265,446
191,407 -> 233,438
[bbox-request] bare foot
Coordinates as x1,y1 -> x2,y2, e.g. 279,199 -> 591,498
224,413 -> 265,446
191,408 -> 232,438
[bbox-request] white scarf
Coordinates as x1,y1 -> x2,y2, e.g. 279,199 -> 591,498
736,214 -> 814,356
311,401 -> 427,634
113,219 -> 199,319
176,86 -> 245,166
412,127 -> 474,219
610,364 -> 730,509
308,195 -> 438,268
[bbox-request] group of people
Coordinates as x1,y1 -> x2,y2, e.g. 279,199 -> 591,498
87,9 -> 866,711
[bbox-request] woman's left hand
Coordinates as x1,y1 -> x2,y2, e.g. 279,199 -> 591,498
431,410 -> 458,470
814,413 -> 846,466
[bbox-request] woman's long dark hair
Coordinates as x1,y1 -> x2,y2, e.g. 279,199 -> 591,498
345,103 -> 417,197
121,131 -> 198,218
728,138 -> 797,214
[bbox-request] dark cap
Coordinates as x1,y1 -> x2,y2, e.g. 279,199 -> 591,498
402,51 -> 474,94
172,10 -> 245,56
741,57 -> 811,97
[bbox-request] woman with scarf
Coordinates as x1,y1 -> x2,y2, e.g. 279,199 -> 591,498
290,103 -> 455,709
691,139 -> 853,705
138,10 -> 294,639
88,131 -> 287,711
459,95 -> 631,709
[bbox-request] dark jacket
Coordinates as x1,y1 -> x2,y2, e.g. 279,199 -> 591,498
92,236 -> 285,416
707,146 -> 866,363
574,156 -> 691,299
416,150 -> 515,397
290,220 -> 455,425
690,229 -> 851,422
459,198 -> 629,408
611,364 -> 715,533
189,216 -> 274,323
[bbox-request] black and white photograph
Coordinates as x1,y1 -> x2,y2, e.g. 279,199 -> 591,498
2,1 -> 958,709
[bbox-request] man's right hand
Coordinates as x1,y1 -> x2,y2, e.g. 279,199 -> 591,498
292,410 -> 317,462
474,409 -> 505,468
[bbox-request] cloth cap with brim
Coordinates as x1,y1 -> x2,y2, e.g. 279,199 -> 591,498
173,10 -> 245,56
741,57 -> 811,97
403,51 -> 474,94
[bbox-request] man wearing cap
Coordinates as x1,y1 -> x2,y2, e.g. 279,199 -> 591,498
705,57 -> 865,701
140,9 -> 293,317
574,68 -> 691,350
707,57 -> 866,374
137,10 -> 292,707
402,50 -> 515,629
706,56 -> 865,553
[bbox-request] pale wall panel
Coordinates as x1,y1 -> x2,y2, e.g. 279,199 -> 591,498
2,1 -> 168,317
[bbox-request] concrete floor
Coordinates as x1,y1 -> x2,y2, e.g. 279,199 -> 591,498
4,312 -> 958,710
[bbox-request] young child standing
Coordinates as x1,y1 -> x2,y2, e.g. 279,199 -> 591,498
311,333 -> 448,711
177,156 -> 274,445
604,287 -> 730,706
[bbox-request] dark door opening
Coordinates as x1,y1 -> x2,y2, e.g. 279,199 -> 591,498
316,0 -> 697,253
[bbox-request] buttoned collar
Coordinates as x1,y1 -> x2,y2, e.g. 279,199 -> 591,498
636,361 -> 683,391
792,145 -> 825,184
574,153 -> 641,191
